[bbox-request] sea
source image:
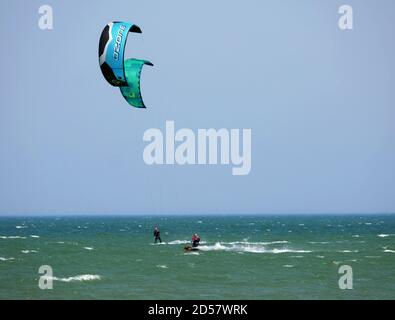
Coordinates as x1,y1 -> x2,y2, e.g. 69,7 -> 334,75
0,215 -> 394,300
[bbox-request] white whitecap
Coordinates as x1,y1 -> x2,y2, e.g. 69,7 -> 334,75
167,240 -> 189,245
0,257 -> 15,261
309,241 -> 330,244
197,242 -> 311,254
0,236 -> 27,239
50,274 -> 101,282
21,250 -> 38,254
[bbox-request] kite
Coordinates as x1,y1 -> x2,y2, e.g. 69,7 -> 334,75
99,21 -> 153,108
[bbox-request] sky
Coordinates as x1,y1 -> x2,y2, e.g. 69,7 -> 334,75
0,0 -> 394,215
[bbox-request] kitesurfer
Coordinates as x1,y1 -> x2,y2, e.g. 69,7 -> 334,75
191,234 -> 200,248
154,226 -> 162,243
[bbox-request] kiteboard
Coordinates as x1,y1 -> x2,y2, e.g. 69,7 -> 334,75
184,245 -> 199,252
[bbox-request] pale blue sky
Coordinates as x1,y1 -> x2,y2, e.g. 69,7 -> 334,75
0,0 -> 394,215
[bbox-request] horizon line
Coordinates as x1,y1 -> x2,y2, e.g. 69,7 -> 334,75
0,212 -> 394,218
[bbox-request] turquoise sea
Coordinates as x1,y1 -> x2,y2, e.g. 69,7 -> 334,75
0,215 -> 394,300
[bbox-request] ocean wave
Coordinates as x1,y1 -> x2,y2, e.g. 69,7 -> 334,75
283,265 -> 294,268
197,242 -> 311,254
30,235 -> 40,238
0,257 -> 15,261
271,248 -> 312,254
164,240 -> 208,245
167,240 -> 189,245
383,249 -> 395,253
0,236 -> 27,239
338,250 -> 359,253
21,250 -> 38,254
308,241 -> 330,244
378,234 -> 394,238
228,241 -> 289,245
16,226 -> 28,229
51,274 -> 101,282
166,240 -> 287,246
156,265 -> 169,269
83,247 -> 94,251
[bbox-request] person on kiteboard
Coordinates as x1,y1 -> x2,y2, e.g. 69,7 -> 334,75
154,226 -> 162,243
191,233 -> 200,248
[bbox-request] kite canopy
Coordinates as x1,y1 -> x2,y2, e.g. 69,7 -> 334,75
98,21 -> 153,108
120,59 -> 153,108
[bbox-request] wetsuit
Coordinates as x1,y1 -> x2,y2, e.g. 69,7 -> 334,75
192,235 -> 200,248
154,229 -> 162,243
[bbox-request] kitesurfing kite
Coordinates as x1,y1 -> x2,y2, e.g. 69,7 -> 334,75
98,21 -> 153,108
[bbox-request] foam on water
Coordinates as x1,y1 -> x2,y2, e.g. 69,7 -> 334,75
309,241 -> 330,244
50,275 -> 101,282
163,240 -> 208,245
167,240 -> 189,245
378,234 -> 394,238
84,247 -> 94,250
197,242 -> 311,254
0,257 -> 15,261
0,236 -> 26,239
21,250 -> 38,254
185,252 -> 200,255
228,240 -> 289,245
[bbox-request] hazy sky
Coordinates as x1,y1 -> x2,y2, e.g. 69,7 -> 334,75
0,0 -> 394,215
